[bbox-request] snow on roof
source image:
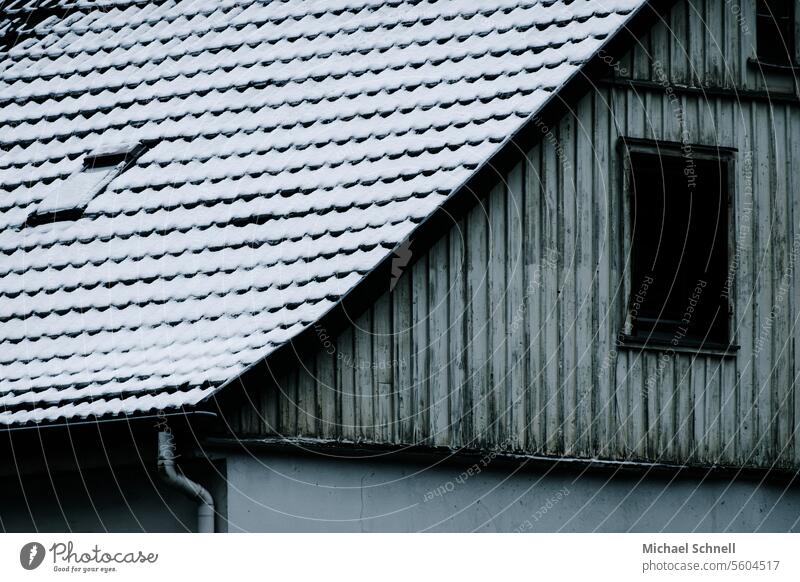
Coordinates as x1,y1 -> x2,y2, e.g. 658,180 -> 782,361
0,0 -> 646,426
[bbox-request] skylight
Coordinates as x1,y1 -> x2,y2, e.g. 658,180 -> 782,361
26,142 -> 146,227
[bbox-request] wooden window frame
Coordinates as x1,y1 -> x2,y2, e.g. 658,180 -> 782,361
751,0 -> 800,70
616,137 -> 740,357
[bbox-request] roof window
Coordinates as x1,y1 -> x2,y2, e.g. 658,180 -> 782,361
26,142 -> 146,227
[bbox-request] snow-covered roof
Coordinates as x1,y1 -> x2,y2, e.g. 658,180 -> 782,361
0,0 -> 647,426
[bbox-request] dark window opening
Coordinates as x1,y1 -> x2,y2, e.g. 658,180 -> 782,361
756,0 -> 796,66
83,142 -> 146,170
25,206 -> 84,228
628,151 -> 729,347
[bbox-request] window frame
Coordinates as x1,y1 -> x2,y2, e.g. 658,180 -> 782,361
616,137 -> 739,357
751,0 -> 800,70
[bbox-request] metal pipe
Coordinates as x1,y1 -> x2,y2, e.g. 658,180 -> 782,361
157,430 -> 215,533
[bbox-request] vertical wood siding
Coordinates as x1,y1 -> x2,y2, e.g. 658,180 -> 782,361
618,0 -> 794,93
230,1 -> 800,469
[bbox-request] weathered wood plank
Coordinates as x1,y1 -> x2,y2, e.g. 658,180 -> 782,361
735,101 -> 756,465
773,105 -> 792,466
754,101 -> 773,465
506,161 -> 526,450
374,292 -> 393,443
525,143 -> 544,452
467,196 -> 490,447
574,96 -> 594,457
625,92 -> 648,459
541,125 -> 562,455
315,349 -> 336,439
449,222 -> 467,445
704,0 -> 723,86
392,270 -> 414,443
337,326 -> 356,440
609,85 -> 628,456
594,87 -> 614,456
669,0 -> 689,85
690,356 -> 706,462
296,355 -> 315,437
261,372 -> 279,435
411,255 -> 430,444
686,0 -> 704,86
488,180 -> 507,445
278,367 -> 299,435
429,235 -> 450,445
559,112 -> 578,456
791,106 -> 800,466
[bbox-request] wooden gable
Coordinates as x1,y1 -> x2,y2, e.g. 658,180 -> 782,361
226,0 -> 800,471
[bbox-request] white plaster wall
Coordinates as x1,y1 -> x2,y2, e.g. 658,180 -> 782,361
224,452 -> 800,532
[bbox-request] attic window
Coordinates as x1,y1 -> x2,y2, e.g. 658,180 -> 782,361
756,0 -> 798,67
26,142 -> 146,227
620,139 -> 733,350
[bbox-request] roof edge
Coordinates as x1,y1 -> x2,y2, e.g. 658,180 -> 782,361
0,409 -> 217,433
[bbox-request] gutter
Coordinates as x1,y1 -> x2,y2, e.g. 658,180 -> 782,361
157,429 -> 215,533
0,410 -> 218,433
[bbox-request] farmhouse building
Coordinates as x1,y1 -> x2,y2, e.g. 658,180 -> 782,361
1,0 -> 799,532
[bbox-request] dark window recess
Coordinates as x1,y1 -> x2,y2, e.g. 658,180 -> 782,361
25,206 -> 84,228
628,153 -> 729,346
84,142 -> 146,169
756,0 -> 796,66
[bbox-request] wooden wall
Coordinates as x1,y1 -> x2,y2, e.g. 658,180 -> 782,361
620,0 -> 798,93
228,0 -> 800,469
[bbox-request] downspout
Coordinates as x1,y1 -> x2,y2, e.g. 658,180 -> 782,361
157,430 -> 215,533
